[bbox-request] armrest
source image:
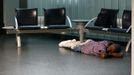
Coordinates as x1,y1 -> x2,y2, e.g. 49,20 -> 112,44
66,16 -> 73,28
84,17 -> 97,27
126,25 -> 131,33
15,17 -> 18,29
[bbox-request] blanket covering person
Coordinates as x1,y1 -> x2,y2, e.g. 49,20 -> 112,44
59,39 -> 123,58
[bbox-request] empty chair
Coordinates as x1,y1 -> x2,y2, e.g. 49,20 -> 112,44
122,10 -> 131,31
43,7 -> 72,29
15,8 -> 40,30
108,10 -> 131,33
85,8 -> 119,30
122,10 -> 131,29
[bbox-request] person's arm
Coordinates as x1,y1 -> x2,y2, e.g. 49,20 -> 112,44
100,53 -> 112,58
109,53 -> 123,58
100,52 -> 123,58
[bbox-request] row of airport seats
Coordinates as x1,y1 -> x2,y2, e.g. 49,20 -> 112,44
15,8 -> 131,32
14,7 -> 131,52
15,7 -> 131,42
85,8 -> 131,33
15,8 -> 72,30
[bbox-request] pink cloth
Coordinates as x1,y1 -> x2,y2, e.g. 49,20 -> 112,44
81,40 -> 109,56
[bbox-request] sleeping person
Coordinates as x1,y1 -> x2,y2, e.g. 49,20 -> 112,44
59,39 -> 123,58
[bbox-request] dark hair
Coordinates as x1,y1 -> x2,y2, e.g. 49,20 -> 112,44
111,44 -> 121,53
107,43 -> 121,53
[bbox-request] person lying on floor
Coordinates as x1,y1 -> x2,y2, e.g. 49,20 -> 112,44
59,39 -> 123,58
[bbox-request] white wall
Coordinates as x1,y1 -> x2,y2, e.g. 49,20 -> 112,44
4,0 -> 19,26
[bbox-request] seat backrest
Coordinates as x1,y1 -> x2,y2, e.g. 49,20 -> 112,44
44,8 -> 66,26
122,10 -> 131,29
94,8 -> 119,28
15,8 -> 38,26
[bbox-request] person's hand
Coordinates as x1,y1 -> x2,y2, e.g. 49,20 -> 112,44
100,53 -> 109,58
110,53 -> 123,58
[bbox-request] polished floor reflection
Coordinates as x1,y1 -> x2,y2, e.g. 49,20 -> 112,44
0,34 -> 131,75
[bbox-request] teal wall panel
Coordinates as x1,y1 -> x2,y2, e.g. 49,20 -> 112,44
111,0 -> 118,9
126,0 -> 131,10
27,0 -> 131,19
104,0 -> 112,8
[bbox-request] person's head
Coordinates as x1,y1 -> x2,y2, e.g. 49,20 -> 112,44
107,43 -> 121,53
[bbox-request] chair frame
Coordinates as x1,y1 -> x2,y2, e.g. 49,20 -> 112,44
13,8 -> 80,47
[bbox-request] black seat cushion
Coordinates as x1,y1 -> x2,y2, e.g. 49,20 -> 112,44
94,8 -> 119,28
47,25 -> 70,29
122,10 -> 131,29
86,26 -> 103,30
108,28 -> 127,33
18,25 -> 40,30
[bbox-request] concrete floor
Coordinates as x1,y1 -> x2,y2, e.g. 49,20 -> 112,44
0,34 -> 131,75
